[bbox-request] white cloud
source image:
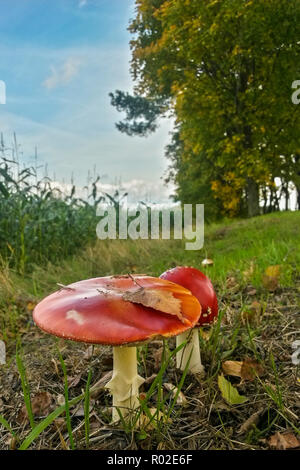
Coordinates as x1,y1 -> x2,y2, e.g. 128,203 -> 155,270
43,57 -> 82,89
78,0 -> 87,8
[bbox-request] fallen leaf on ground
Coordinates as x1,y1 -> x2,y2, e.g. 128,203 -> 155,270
218,375 -> 248,405
262,265 -> 280,291
18,391 -> 53,423
241,358 -> 264,381
163,383 -> 187,405
26,302 -> 36,312
153,347 -> 164,371
90,370 -> 113,397
139,408 -> 171,430
123,288 -> 185,323
31,391 -> 53,416
222,361 -> 242,377
242,301 -> 262,324
238,408 -> 263,434
67,373 -> 82,388
222,358 -> 264,382
83,345 -> 94,359
247,288 -> 257,296
268,432 -> 300,450
144,373 -> 157,385
73,400 -> 94,417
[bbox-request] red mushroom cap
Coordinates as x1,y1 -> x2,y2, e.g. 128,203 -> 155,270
33,275 -> 201,346
160,267 -> 218,326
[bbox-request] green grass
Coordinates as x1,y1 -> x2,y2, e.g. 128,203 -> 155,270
5,210 -> 299,303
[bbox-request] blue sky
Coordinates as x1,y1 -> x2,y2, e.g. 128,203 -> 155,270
0,0 -> 173,202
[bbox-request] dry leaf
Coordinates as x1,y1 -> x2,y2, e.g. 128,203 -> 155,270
265,265 -> 281,278
238,409 -> 263,434
241,358 -> 264,381
144,373 -> 157,385
18,391 -> 53,424
222,358 -> 264,382
73,401 -> 94,417
139,408 -> 171,430
262,265 -> 280,291
83,345 -> 94,359
163,383 -> 187,405
222,361 -> 243,377
226,276 -> 239,289
123,287 -> 185,323
268,432 -> 300,450
247,288 -> 257,296
242,301 -> 262,324
250,301 -> 262,316
153,347 -> 164,371
31,391 -> 53,416
67,373 -> 82,388
90,370 -> 113,397
56,394 -> 65,406
26,302 -> 36,312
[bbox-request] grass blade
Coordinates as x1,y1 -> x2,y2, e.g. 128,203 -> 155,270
57,349 -> 75,450
15,349 -> 35,429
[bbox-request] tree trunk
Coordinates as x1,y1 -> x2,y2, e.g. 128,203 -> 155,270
296,185 -> 300,210
246,178 -> 260,217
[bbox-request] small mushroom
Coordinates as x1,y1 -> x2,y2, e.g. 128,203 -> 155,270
160,266 -> 218,375
33,275 -> 200,422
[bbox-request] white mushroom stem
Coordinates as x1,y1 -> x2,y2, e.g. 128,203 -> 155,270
105,346 -> 145,422
176,329 -> 204,375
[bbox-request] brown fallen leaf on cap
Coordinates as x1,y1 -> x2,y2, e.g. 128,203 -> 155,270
123,288 -> 185,323
268,431 -> 300,450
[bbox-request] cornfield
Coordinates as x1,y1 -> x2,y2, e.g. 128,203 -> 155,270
0,138 -> 102,272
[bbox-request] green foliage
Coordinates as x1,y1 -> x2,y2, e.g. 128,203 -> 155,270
109,90 -> 164,136
113,0 -> 300,218
0,156 -> 99,272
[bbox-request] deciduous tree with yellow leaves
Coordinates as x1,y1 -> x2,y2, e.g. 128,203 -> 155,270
111,0 -> 300,218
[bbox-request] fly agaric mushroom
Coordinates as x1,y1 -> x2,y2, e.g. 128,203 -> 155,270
160,267 -> 218,375
33,275 -> 200,422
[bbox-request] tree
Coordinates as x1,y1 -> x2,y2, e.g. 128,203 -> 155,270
111,0 -> 300,218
